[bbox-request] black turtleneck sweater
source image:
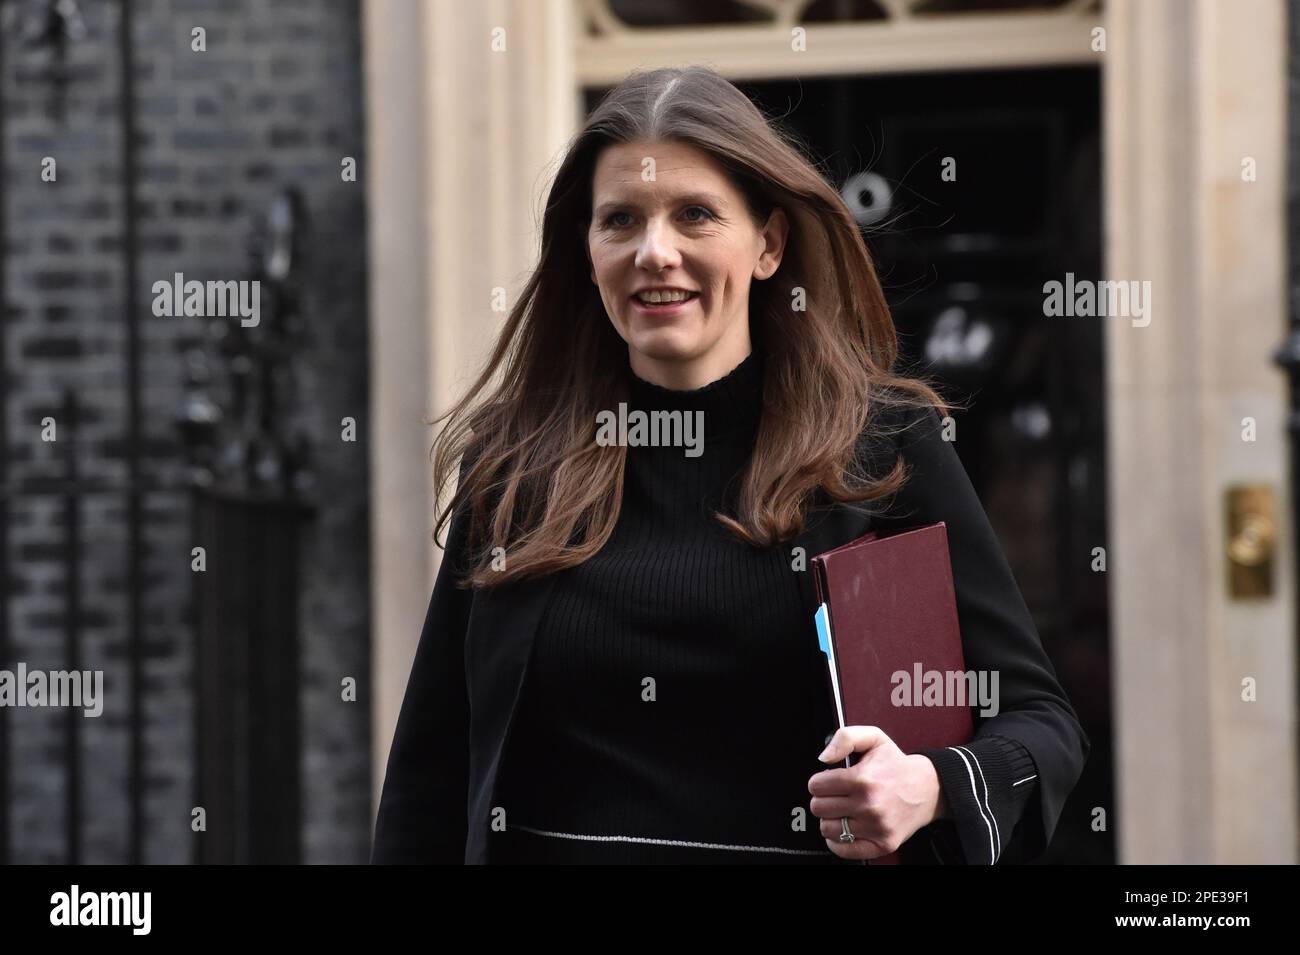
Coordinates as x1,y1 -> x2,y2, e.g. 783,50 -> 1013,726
488,347 -> 1037,864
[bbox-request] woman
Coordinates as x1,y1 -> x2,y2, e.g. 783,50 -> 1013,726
372,65 -> 1089,865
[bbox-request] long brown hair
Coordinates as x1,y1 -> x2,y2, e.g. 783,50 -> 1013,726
430,65 -> 950,589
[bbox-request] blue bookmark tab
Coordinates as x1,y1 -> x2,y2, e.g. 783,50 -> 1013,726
814,603 -> 832,656
814,601 -> 846,730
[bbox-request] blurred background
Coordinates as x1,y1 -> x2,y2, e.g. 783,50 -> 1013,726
0,0 -> 1292,864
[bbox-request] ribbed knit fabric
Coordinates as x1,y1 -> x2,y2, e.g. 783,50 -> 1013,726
918,735 -> 1039,864
488,346 -> 1039,864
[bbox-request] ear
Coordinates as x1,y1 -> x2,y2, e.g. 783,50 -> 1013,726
753,207 -> 789,281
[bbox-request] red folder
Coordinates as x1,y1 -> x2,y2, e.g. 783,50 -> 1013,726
812,522 -> 974,865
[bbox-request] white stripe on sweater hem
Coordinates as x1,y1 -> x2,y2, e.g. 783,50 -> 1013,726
946,746 -> 997,865
955,745 -> 1003,864
508,824 -> 833,856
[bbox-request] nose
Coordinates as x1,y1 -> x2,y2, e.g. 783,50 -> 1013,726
634,219 -> 681,273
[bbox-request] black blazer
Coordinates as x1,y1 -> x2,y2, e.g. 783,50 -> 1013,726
371,403 -> 1091,864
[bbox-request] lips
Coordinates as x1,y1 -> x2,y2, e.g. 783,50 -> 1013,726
629,290 -> 700,304
629,291 -> 702,310
629,292 -> 699,316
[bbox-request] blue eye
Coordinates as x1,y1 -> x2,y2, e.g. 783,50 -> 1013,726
602,206 -> 715,228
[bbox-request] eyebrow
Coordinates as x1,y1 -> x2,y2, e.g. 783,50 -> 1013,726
592,191 -> 729,219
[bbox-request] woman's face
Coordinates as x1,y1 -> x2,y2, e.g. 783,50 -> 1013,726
587,139 -> 788,390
